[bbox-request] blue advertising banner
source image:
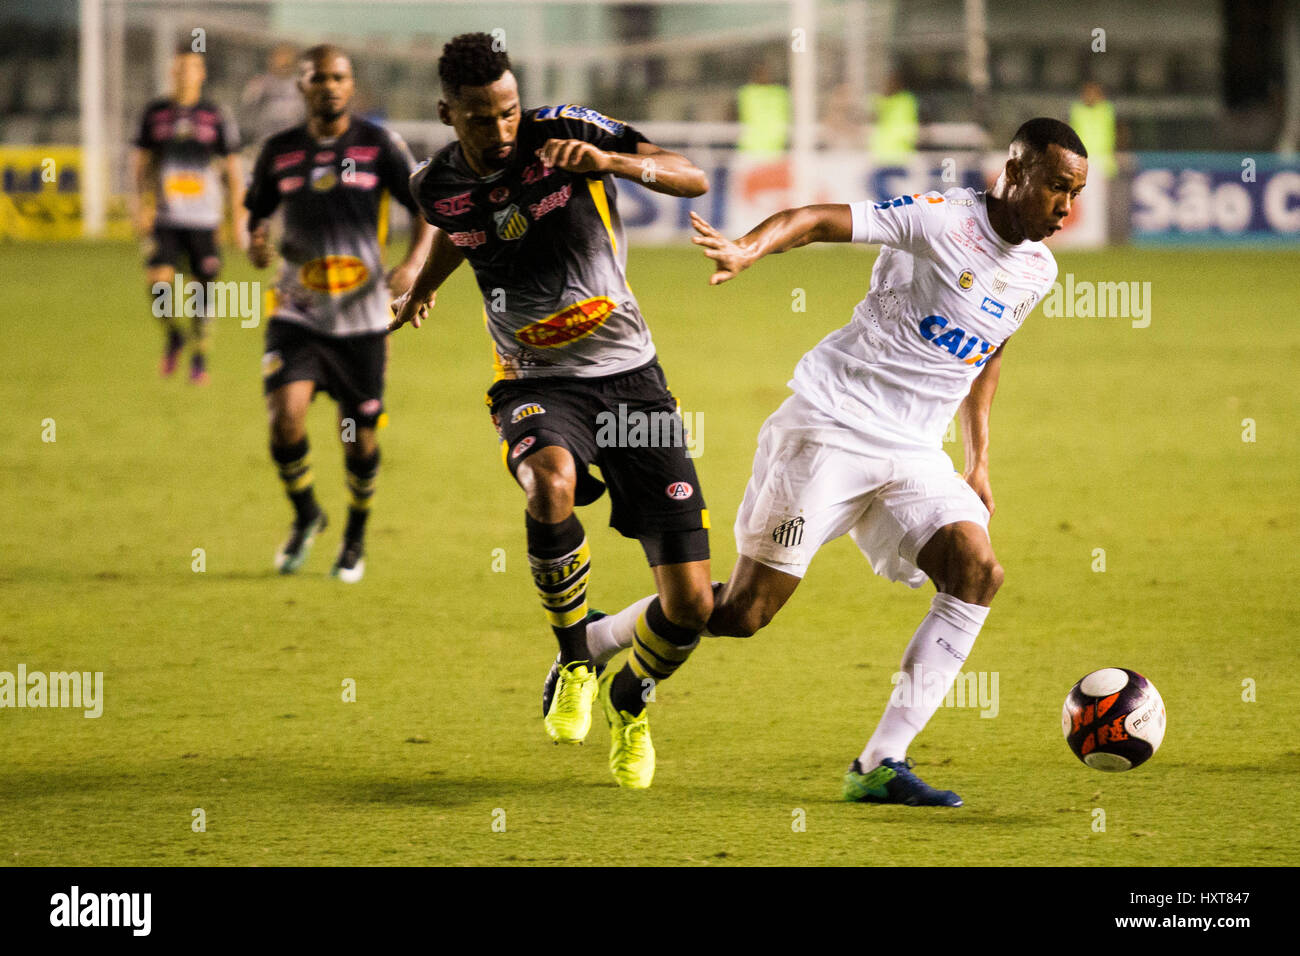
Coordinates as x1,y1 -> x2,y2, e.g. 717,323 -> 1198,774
1131,153 -> 1300,244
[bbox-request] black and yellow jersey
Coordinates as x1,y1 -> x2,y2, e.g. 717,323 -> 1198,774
411,105 -> 656,380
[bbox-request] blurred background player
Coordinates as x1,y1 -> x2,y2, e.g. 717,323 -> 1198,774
244,44 -> 433,581
869,69 -> 919,164
735,61 -> 790,157
239,43 -> 308,147
390,33 -> 711,789
1069,81 -> 1118,179
130,49 -> 244,384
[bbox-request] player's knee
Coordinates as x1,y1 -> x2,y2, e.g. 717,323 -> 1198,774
520,458 -> 576,518
269,407 -> 307,446
954,552 -> 1003,604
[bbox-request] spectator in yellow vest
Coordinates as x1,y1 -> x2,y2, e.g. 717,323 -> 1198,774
737,63 -> 790,157
870,71 -> 919,163
1070,81 -> 1117,178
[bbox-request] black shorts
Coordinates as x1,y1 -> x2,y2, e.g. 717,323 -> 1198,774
147,226 -> 221,280
262,319 -> 387,427
488,361 -> 709,544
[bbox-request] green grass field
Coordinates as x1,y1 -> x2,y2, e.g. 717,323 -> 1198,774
1,239 -> 1297,867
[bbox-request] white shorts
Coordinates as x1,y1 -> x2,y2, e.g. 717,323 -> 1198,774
734,393 -> 991,586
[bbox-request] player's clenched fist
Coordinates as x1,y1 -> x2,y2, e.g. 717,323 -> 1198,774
537,138 -> 609,175
690,211 -> 754,285
388,289 -> 435,333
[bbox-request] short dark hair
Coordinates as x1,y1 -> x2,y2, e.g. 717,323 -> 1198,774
1011,117 -> 1087,162
300,44 -> 350,70
439,32 -> 511,98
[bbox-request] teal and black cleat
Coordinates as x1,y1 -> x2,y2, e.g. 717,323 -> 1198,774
842,757 -> 963,807
541,610 -> 607,718
274,511 -> 328,575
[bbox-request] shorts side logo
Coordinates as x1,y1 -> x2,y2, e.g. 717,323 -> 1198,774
772,516 -> 805,548
665,481 -> 693,500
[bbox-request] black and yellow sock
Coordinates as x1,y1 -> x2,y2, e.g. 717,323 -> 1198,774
526,512 -> 591,664
344,449 -> 380,543
271,439 -> 319,525
610,597 -> 701,716
163,322 -> 183,355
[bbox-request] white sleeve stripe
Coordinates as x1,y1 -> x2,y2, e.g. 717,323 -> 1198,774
849,200 -> 871,243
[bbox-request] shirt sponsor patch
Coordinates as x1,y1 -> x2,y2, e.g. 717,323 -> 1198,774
346,146 -> 380,162
449,229 -> 487,249
535,104 -> 626,136
511,435 -> 536,459
434,192 -> 473,216
514,296 -> 616,348
273,150 -> 306,172
917,315 -> 998,367
343,171 -> 379,190
530,183 -> 572,220
278,175 -> 305,194
979,296 -> 1006,318
298,255 -> 370,294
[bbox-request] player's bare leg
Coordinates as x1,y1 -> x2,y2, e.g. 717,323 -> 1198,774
604,558 -> 713,712
516,446 -> 602,743
848,520 -> 1002,806
146,265 -> 183,376
596,555 -> 712,788
707,555 -> 801,637
267,380 -> 327,573
187,251 -> 222,385
335,413 -> 378,582
515,445 -> 590,662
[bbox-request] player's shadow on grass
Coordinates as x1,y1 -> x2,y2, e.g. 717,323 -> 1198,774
324,774 -> 573,807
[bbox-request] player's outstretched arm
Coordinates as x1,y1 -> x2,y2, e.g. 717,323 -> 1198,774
386,214 -> 436,299
536,139 -> 708,198
223,153 -> 249,251
689,205 -> 852,285
387,227 -> 465,333
128,147 -> 155,238
959,339 -> 1007,516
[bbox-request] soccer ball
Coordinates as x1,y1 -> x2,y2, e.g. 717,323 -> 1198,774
1062,667 -> 1166,772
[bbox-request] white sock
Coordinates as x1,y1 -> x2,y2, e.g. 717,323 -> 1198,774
858,592 -> 990,770
586,594 -> 655,666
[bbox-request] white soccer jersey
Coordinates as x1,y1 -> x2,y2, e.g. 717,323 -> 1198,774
789,187 -> 1058,450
